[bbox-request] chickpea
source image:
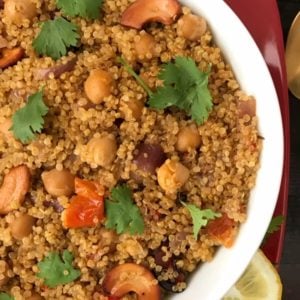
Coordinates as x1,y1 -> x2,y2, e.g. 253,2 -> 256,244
134,33 -> 156,60
0,260 -> 9,286
157,160 -> 189,193
177,14 -> 207,41
86,134 -> 117,167
176,124 -> 201,152
41,169 -> 75,197
10,213 -> 35,240
84,69 -> 115,104
4,0 -> 37,25
120,99 -> 144,120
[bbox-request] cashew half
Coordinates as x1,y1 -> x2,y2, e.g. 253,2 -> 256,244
0,165 -> 30,214
121,0 -> 181,29
0,47 -> 24,69
103,263 -> 161,300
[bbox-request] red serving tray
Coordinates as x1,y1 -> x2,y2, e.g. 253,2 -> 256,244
225,0 -> 290,265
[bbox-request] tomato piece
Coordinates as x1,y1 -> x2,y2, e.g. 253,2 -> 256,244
205,214 -> 238,248
75,177 -> 104,200
62,178 -> 105,229
62,195 -> 104,228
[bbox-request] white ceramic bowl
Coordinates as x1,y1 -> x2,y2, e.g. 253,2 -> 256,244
171,1 -> 284,299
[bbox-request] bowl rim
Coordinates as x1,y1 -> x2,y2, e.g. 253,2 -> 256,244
227,0 -> 290,266
170,1 -> 284,299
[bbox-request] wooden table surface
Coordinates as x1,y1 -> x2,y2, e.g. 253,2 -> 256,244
277,1 -> 300,299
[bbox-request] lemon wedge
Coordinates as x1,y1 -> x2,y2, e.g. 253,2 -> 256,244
223,249 -> 282,300
286,12 -> 300,99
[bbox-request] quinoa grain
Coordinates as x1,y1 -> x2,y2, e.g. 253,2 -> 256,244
0,0 -> 261,298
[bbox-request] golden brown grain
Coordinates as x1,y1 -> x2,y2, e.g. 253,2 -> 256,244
0,0 -> 261,299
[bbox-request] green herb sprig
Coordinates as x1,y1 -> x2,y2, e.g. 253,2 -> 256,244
105,185 -> 145,235
10,89 -> 49,143
37,250 -> 81,288
56,0 -> 103,19
32,17 -> 80,60
181,201 -> 221,240
118,56 -> 213,125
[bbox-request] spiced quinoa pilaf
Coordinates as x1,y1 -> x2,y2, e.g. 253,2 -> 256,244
0,0 -> 262,299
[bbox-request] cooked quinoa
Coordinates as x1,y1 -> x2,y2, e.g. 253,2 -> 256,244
0,0 -> 262,299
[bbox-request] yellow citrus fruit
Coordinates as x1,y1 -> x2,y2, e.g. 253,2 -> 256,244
286,12 -> 300,99
223,249 -> 282,300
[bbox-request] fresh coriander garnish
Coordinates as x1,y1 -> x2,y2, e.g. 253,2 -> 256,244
149,57 -> 213,125
118,56 -> 213,125
10,89 -> 49,143
56,0 -> 103,20
181,201 -> 221,240
262,215 -> 284,245
37,250 -> 81,288
266,215 -> 284,235
105,184 -> 145,235
32,17 -> 80,60
0,293 -> 14,300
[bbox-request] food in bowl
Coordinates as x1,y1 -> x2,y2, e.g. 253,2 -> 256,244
0,0 -> 262,299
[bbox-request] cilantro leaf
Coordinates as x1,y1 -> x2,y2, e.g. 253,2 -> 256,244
148,57 -> 213,125
117,56 -> 213,124
181,201 -> 221,240
37,250 -> 81,288
0,293 -> 14,300
262,215 -> 284,245
105,185 -> 145,235
32,17 -> 80,60
57,0 -> 103,19
267,215 -> 284,235
10,89 -> 49,143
